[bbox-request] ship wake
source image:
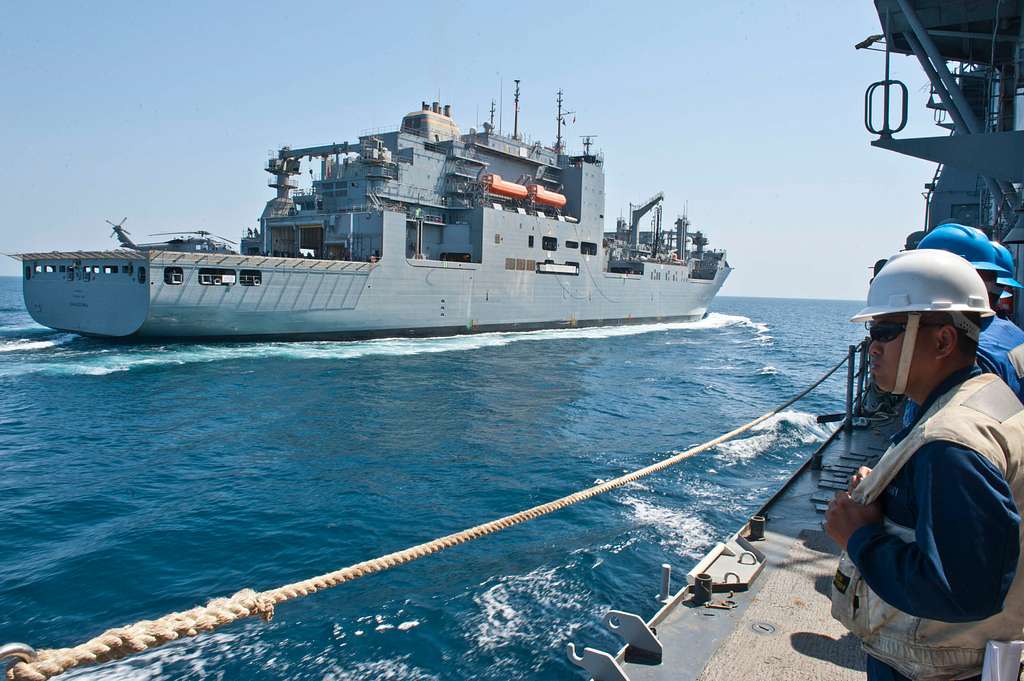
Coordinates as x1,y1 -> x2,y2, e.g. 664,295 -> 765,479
712,410 -> 831,465
0,313 -> 770,377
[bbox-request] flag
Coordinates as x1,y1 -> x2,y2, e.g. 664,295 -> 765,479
572,115 -> 576,123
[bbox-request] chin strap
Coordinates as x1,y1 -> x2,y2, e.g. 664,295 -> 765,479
892,313 -> 920,396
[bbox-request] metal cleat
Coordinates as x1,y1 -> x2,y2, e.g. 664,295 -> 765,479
0,643 -> 36,673
567,643 -> 631,681
605,610 -> 663,663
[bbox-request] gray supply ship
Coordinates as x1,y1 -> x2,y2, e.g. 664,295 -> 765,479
12,95 -> 729,340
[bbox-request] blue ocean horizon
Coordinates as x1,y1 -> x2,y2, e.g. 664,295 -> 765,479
0,278 -> 864,679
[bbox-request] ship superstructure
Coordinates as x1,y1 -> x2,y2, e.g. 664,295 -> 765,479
15,97 -> 729,340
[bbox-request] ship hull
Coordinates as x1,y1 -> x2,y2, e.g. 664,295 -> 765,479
19,250 -> 730,341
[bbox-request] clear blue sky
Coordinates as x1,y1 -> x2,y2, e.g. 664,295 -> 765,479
0,1 -> 940,300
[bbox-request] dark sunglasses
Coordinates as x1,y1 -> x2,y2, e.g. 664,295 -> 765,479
866,321 -> 907,343
865,319 -> 946,343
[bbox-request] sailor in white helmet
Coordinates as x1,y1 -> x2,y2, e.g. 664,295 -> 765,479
825,249 -> 1024,681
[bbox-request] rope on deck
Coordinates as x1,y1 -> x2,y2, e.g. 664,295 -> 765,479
6,355 -> 849,681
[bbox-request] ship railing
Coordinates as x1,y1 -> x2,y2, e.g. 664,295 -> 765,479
359,125 -> 398,137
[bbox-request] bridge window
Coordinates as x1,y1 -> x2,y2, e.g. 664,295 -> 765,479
528,235 -> 535,247
104,266 -> 118,274
138,267 -> 146,284
45,265 -> 55,273
565,240 -> 579,250
581,242 -> 598,255
164,267 -> 184,285
34,265 -> 42,273
198,268 -> 236,286
542,236 -> 557,251
239,270 -> 262,286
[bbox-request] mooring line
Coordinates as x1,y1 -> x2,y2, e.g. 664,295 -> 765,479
4,355 -> 849,681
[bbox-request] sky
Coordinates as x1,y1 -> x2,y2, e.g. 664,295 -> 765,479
0,1 -> 942,300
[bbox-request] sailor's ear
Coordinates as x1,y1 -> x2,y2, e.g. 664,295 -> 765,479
932,324 -> 960,360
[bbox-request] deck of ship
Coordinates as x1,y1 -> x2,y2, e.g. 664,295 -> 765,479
592,411 -> 899,681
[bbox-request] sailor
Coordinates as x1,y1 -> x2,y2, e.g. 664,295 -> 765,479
992,241 -> 1023,320
897,225 -> 1024,419
825,248 -> 1024,681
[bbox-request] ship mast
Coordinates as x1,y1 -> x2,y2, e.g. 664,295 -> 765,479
554,89 -> 575,154
512,79 -> 521,140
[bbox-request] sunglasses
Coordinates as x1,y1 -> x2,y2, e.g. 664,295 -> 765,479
865,320 -> 947,343
866,321 -> 907,343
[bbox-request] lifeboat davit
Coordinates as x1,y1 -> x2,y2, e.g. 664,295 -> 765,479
526,184 -> 567,209
482,174 -> 529,200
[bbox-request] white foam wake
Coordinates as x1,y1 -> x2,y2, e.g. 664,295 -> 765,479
2,313 -> 770,377
619,496 -> 715,559
0,334 -> 75,353
714,410 -> 831,464
470,565 -> 583,652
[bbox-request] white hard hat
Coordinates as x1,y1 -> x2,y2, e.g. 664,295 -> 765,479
850,248 -> 993,322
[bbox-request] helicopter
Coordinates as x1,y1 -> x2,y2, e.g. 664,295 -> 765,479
105,219 -> 237,254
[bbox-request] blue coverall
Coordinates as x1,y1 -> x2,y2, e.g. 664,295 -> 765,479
848,367 -> 1021,681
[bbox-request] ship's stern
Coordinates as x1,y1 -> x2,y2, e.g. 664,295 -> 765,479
17,251 -> 151,337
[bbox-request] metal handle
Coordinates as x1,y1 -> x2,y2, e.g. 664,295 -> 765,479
865,79 -> 909,137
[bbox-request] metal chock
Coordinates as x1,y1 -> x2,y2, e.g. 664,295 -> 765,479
567,643 -> 631,681
1,643 -> 36,670
605,610 -> 663,663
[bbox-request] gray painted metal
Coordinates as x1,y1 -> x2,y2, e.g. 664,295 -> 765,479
16,103 -> 730,340
873,131 -> 1024,182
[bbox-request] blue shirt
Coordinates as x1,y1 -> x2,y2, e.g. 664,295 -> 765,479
902,317 -> 1024,426
977,316 -> 1024,401
848,366 -> 1021,680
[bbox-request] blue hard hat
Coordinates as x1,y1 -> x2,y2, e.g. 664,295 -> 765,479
992,241 -> 1023,288
918,224 -> 1009,274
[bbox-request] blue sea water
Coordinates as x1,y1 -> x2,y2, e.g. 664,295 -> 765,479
0,275 -> 865,680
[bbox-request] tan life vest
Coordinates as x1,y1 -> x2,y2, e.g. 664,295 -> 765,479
1009,343 -> 1024,382
830,373 -> 1024,680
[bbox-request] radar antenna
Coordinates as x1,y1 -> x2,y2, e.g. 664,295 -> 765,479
580,135 -> 597,155
106,217 -> 137,249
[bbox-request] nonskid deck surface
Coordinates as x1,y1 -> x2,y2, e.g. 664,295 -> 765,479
613,413 -> 898,681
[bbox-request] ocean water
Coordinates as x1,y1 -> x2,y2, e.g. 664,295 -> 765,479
0,276 -> 865,680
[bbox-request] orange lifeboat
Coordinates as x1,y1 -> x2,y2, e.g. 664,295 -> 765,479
482,174 -> 529,200
526,184 -> 567,209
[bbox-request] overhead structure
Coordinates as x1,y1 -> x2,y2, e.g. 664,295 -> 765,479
860,0 -> 1024,325
629,192 -> 664,249
863,0 -> 1023,237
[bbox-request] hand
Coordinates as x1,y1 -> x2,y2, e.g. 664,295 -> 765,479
825,491 -> 882,550
849,466 -> 873,492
